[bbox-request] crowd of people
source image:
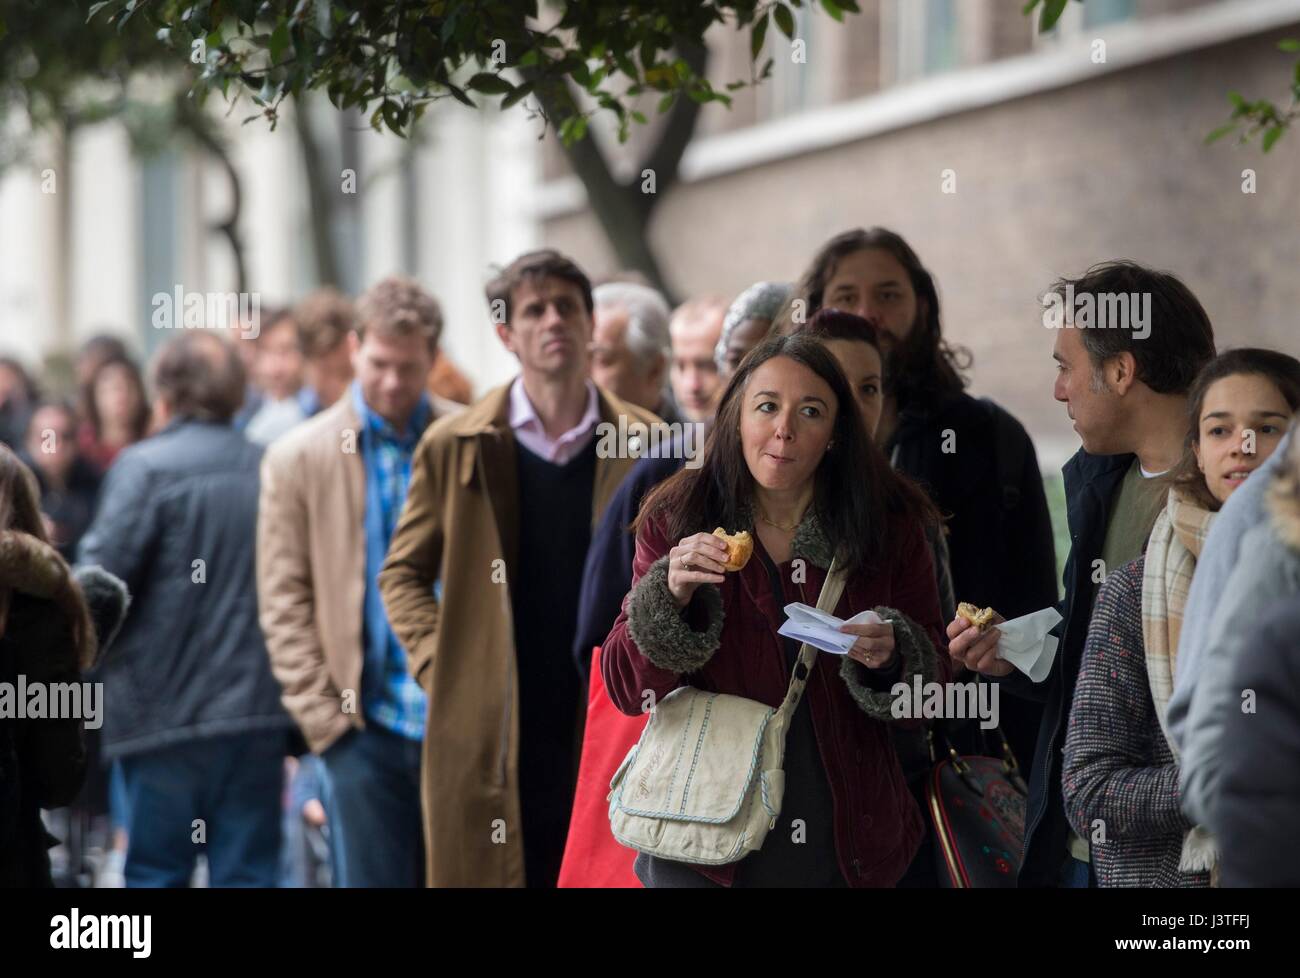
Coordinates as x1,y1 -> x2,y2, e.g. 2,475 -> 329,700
1,226 -> 1297,889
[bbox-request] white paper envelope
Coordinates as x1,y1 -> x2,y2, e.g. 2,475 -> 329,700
778,603 -> 887,655
991,606 -> 1063,682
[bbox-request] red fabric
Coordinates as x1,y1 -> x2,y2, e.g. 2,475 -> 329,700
600,511 -> 949,888
556,647 -> 646,888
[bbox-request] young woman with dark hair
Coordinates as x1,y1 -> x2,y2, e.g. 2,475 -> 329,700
1063,348 -> 1300,886
78,354 -> 150,474
603,333 -> 949,887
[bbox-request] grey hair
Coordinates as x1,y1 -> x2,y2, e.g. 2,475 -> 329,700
593,282 -> 672,371
715,281 -> 793,368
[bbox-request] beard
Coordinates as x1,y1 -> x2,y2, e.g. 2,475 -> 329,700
882,311 -> 935,404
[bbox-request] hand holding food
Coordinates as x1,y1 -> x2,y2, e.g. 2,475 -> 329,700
711,528 -> 753,572
947,601 -> 1012,676
666,532 -> 731,607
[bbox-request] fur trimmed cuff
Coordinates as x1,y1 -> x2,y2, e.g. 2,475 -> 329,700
626,555 -> 724,675
840,606 -> 939,721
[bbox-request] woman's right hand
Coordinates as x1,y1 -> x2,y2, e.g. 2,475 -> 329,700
666,533 -> 729,607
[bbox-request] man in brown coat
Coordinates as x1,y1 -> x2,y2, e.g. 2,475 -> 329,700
258,277 -> 461,887
380,250 -> 659,887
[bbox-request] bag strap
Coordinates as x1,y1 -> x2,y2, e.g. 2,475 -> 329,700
774,557 -> 847,722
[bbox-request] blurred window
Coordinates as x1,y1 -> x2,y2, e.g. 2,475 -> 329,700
1084,0 -> 1137,28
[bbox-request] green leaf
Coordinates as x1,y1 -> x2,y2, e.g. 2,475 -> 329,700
269,19 -> 290,65
774,3 -> 795,39
467,72 -> 514,94
631,110 -> 647,124
1022,0 -> 1042,14
1039,0 -> 1069,32
1262,125 -> 1285,152
445,83 -> 476,107
1278,38 -> 1300,52
821,0 -> 844,23
1204,123 -> 1238,144
558,114 -> 588,144
751,11 -> 768,60
501,80 -> 534,109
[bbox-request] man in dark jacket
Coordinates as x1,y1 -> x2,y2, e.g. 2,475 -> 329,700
1213,598 -> 1300,887
78,332 -> 292,887
788,229 -> 1058,778
951,260 -> 1215,886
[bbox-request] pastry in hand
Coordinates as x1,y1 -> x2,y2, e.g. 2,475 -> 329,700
957,601 -> 996,632
712,528 -> 753,572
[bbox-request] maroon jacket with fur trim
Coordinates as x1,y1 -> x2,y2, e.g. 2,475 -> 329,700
601,508 -> 949,887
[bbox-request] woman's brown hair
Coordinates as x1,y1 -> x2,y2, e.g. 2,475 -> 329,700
0,443 -> 48,540
1166,348 -> 1300,511
83,354 -> 150,445
634,332 -> 937,573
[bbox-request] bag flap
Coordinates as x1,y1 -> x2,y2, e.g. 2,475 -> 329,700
614,686 -> 772,824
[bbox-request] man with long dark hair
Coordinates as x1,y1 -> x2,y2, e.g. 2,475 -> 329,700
787,229 -> 1057,882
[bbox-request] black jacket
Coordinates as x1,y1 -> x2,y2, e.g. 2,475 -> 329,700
20,452 -> 102,562
0,558 -> 128,888
889,391 -> 1058,783
77,419 -> 292,759
1214,600 -> 1300,887
572,450 -> 683,678
888,392 -> 1058,619
1004,448 -> 1133,886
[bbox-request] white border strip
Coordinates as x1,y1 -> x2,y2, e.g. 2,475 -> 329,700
532,0 -> 1300,219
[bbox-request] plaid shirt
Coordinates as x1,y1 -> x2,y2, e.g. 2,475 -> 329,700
353,382 -> 431,740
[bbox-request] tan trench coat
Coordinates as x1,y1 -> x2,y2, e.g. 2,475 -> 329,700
379,381 -> 659,887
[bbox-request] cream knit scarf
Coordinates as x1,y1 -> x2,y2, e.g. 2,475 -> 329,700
1141,487 -> 1217,875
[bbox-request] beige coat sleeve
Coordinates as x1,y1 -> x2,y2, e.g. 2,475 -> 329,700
257,444 -> 351,752
378,433 -> 445,694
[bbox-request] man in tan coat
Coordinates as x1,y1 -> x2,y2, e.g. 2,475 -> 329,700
258,278 -> 461,887
380,250 -> 659,887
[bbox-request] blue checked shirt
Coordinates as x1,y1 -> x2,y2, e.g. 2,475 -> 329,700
353,382 -> 431,741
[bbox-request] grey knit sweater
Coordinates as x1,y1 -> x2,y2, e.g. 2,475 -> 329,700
1062,556 -> 1210,888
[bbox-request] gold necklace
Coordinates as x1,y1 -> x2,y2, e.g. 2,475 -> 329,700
757,507 -> 800,532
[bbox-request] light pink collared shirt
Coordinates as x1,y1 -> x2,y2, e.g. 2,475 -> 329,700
508,376 -> 601,465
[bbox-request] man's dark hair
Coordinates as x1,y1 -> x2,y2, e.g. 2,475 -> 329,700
786,227 -> 970,408
151,333 -> 246,423
253,307 -> 299,348
484,249 -> 593,326
1049,260 -> 1216,395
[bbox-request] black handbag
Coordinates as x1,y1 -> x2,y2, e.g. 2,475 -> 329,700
924,708 -> 1028,888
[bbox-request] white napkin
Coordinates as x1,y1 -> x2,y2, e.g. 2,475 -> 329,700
778,603 -> 887,655
988,606 -> 1062,682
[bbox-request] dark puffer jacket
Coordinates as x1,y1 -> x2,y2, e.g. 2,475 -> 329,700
77,419 -> 292,759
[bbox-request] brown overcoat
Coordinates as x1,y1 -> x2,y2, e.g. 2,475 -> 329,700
379,381 -> 660,887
